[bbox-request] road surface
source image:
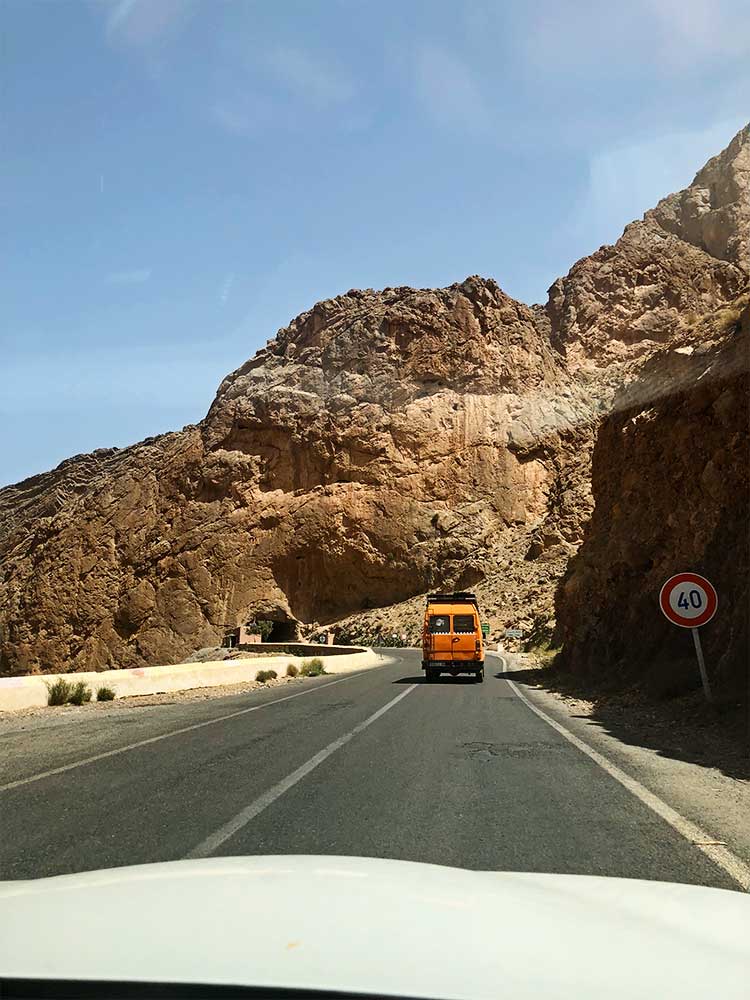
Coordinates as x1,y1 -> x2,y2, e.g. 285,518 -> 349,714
0,651 -> 739,887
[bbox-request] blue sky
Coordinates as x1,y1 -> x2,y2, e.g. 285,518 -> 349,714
2,0 -> 748,486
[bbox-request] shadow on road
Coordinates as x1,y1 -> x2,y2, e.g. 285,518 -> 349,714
393,675 -> 480,685
502,666 -> 750,781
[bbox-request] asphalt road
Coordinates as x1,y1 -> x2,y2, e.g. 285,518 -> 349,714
0,651 -> 738,888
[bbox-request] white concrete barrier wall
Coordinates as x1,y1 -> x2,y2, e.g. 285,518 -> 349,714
0,648 -> 387,712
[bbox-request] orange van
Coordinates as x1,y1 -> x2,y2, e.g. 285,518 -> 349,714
421,592 -> 485,683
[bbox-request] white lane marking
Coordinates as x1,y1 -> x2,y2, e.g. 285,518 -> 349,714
0,674 -> 368,794
497,654 -> 750,891
186,683 -> 418,859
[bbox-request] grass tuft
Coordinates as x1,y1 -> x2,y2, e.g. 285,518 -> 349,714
255,669 -> 278,683
46,677 -> 73,706
286,663 -> 299,678
96,686 -> 116,701
300,657 -> 326,677
68,681 -> 92,705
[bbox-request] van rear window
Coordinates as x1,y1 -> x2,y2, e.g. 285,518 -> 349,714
428,615 -> 451,633
453,614 -> 476,633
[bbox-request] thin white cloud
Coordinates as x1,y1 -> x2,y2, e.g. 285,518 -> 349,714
521,0 -> 750,76
106,268 -> 152,285
212,50 -> 356,136
220,273 -> 235,306
105,0 -> 138,37
212,104 -> 252,136
642,0 -> 750,66
265,47 -> 356,108
210,97 -> 277,136
102,0 -> 193,47
414,44 -> 490,134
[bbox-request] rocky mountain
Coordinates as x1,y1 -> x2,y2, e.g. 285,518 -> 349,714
0,281 -> 591,673
1,124 -> 748,692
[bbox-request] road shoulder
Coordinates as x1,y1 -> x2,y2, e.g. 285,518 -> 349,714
489,652 -> 750,889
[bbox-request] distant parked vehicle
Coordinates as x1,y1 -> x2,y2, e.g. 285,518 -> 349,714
421,593 -> 485,682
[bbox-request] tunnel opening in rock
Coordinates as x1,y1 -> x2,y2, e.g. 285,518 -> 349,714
274,547 -> 429,626
267,620 -> 297,642
240,603 -> 301,643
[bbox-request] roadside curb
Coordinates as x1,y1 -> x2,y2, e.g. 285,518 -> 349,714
0,647 -> 386,712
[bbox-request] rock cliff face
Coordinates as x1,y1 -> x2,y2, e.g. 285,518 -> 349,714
0,125 -> 747,685
554,295 -> 749,697
551,125 -> 749,698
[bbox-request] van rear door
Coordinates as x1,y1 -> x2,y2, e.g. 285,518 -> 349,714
451,611 -> 478,661
427,609 -> 453,661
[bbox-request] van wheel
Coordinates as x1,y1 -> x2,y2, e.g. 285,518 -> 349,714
476,669 -> 484,683
426,668 -> 438,682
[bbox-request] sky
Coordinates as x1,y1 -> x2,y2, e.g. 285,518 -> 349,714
2,0 -> 749,487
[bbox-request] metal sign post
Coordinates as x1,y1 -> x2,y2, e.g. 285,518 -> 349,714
659,572 -> 718,704
690,628 -> 713,704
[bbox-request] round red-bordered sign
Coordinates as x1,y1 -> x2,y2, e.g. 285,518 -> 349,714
659,573 -> 718,628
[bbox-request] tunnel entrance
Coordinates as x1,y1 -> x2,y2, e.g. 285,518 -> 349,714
267,620 -> 298,642
240,603 -> 301,644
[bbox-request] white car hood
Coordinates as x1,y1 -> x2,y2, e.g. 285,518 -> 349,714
1,855 -> 749,999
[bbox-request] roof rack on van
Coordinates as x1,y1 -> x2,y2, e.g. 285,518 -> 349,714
426,592 -> 479,605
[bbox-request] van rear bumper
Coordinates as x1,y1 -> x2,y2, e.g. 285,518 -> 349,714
422,661 -> 484,671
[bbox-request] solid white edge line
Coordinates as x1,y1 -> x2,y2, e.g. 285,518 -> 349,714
494,653 -> 750,892
186,683 -> 418,859
0,672 -> 373,793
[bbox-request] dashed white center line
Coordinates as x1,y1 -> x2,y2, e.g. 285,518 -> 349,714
186,683 -> 418,859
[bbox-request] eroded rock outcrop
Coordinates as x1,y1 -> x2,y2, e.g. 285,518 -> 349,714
646,126 -> 749,271
547,220 -> 745,368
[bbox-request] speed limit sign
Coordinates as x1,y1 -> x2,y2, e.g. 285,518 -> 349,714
659,573 -> 718,628
660,572 -> 717,702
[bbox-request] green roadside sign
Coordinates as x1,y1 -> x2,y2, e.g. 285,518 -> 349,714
481,623 -> 490,636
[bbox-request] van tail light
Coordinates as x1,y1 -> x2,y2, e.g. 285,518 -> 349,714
475,639 -> 481,652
